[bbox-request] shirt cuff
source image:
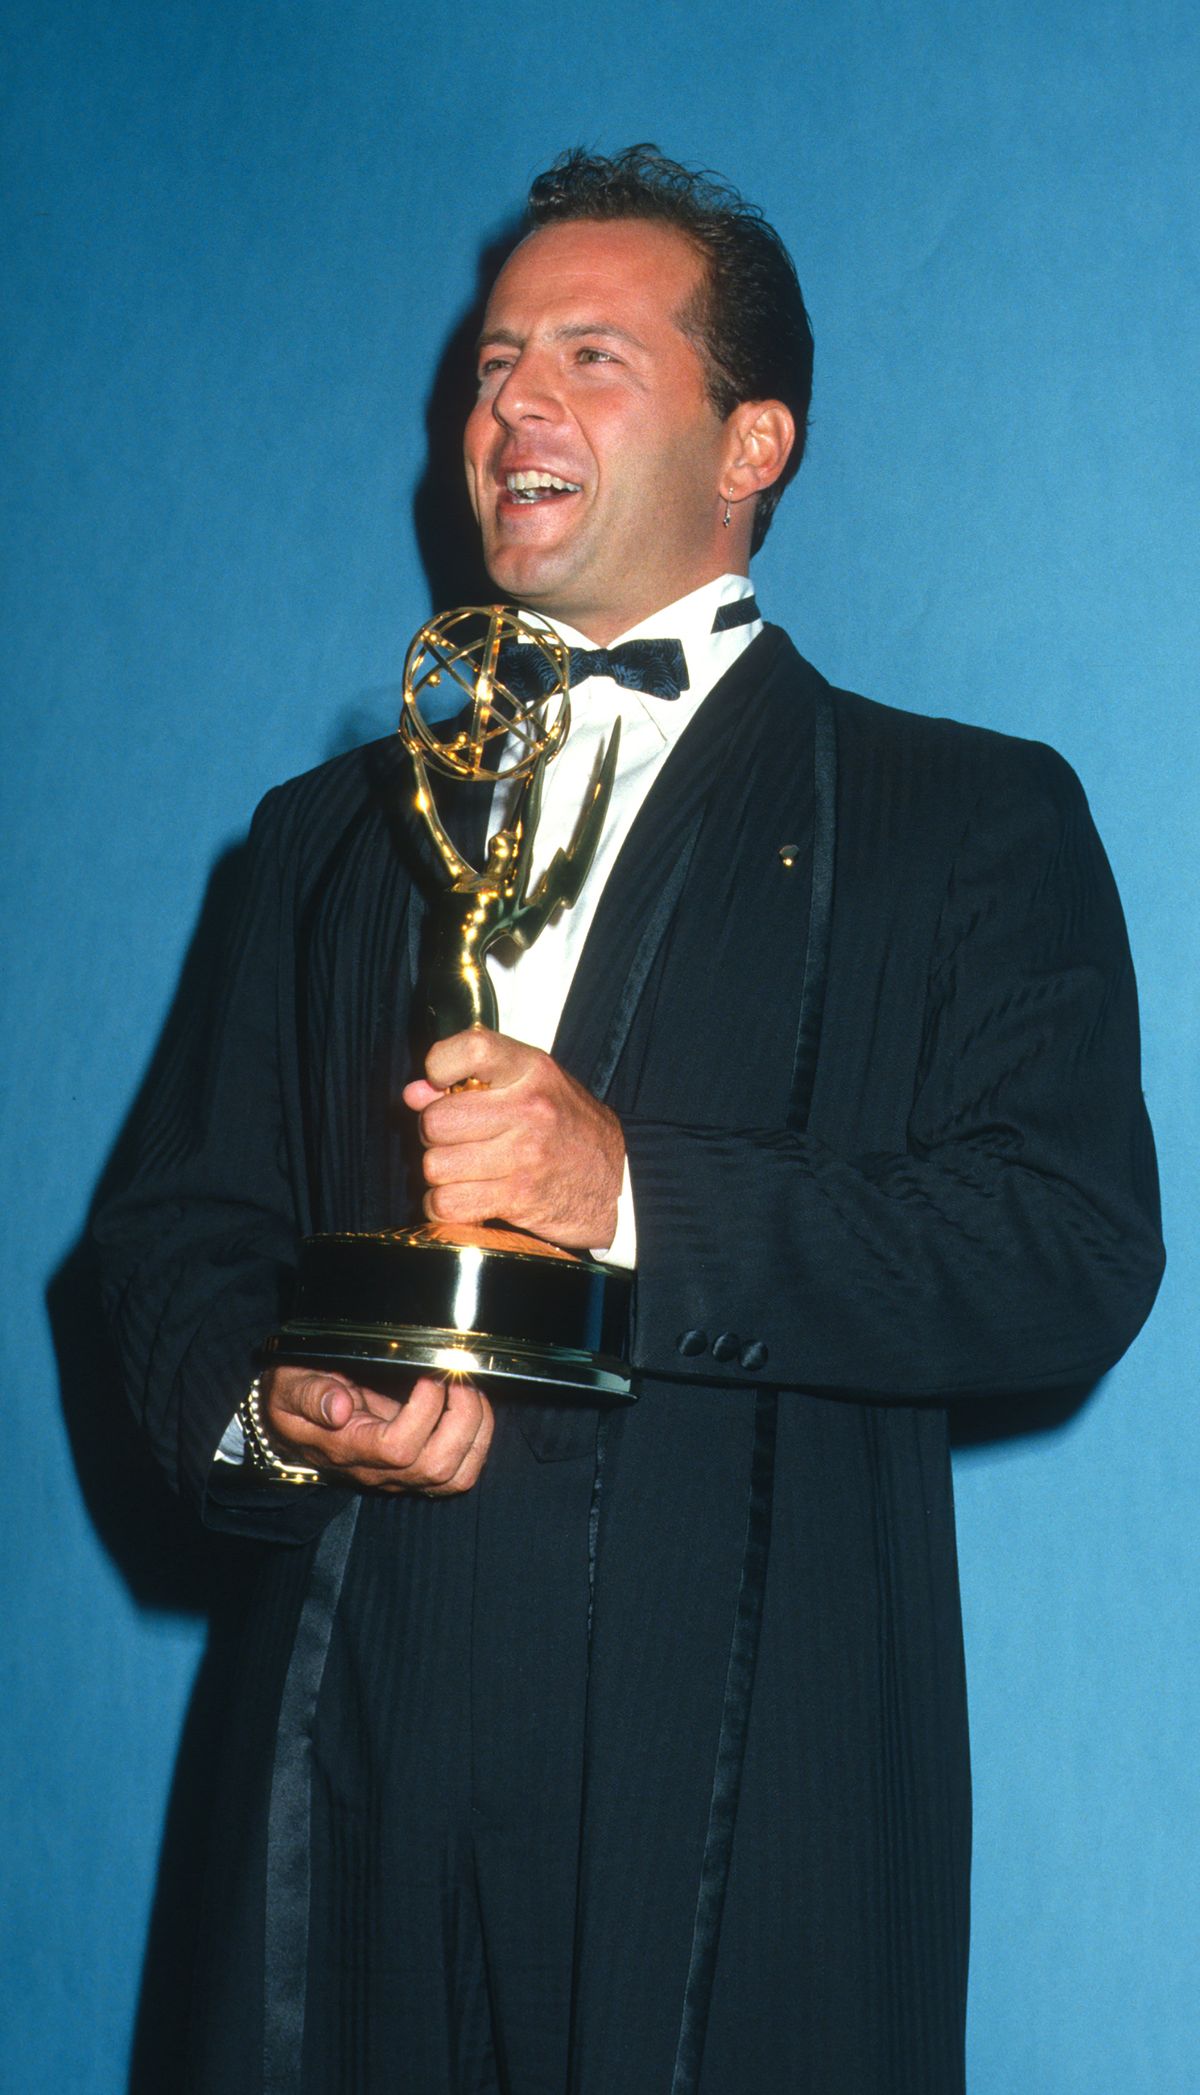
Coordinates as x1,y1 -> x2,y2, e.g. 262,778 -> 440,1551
592,1154 -> 637,1269
215,1412 -> 246,1465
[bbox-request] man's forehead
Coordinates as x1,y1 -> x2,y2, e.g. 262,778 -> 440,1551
479,218 -> 705,334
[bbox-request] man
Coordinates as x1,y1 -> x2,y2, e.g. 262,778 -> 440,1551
97,147 -> 1163,2094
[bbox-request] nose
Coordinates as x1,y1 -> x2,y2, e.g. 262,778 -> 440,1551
491,346 -> 561,430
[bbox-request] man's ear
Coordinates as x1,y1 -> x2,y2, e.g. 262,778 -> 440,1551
724,400 -> 795,503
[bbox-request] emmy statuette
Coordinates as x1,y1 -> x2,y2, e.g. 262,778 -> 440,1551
261,606 -> 634,1400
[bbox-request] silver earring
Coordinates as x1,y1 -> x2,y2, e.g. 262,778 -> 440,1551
722,490 -> 732,528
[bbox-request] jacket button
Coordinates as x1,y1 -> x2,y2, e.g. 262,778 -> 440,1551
677,1329 -> 709,1357
711,1331 -> 741,1362
740,1340 -> 769,1371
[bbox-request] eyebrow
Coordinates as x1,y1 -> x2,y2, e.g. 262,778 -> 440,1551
474,321 -> 648,355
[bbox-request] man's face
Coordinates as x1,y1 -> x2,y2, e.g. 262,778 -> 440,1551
464,218 -> 735,643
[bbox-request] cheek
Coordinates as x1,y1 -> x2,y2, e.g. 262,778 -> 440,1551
462,410 -> 490,509
463,452 -> 482,522
652,442 -> 714,529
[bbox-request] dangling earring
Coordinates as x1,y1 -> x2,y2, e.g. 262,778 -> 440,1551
722,490 -> 732,528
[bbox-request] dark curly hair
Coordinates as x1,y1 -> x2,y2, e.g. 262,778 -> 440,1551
527,145 -> 813,552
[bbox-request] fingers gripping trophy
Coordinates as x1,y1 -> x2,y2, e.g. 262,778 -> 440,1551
262,606 -> 633,1401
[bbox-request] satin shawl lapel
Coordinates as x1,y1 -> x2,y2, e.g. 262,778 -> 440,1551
552,627 -> 794,1096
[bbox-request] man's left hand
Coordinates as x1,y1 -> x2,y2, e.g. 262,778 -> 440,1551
402,1028 -> 624,1251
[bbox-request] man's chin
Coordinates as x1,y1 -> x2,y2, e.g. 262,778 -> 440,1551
482,541 -> 578,613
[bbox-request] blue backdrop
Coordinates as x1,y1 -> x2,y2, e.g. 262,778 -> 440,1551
3,2 -> 1196,2086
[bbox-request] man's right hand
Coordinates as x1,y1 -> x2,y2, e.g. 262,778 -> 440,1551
262,1366 -> 494,1495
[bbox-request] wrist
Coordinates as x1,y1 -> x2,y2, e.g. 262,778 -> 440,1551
236,1376 -> 322,1486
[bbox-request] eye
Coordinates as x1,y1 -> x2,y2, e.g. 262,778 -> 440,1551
576,346 -> 616,365
476,353 -> 514,387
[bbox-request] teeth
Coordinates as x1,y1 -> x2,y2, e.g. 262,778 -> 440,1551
505,470 -> 582,493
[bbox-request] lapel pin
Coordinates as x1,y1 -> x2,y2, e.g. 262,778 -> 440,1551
778,844 -> 800,869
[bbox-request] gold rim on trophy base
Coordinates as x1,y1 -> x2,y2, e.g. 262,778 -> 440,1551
262,1223 -> 633,1399
264,607 -> 634,1408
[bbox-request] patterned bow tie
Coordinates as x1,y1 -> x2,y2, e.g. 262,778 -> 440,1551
498,635 -> 690,702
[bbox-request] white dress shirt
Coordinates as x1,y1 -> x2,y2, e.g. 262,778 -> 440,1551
486,572 -> 762,1266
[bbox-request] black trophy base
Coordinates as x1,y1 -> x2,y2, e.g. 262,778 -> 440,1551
261,1222 -> 634,1401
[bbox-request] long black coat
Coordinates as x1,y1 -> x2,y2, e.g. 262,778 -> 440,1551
97,629 -> 1163,2093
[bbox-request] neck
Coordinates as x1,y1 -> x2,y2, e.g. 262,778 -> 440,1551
520,565 -> 753,647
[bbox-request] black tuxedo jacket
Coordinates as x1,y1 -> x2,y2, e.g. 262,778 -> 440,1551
97,628 -> 1163,2091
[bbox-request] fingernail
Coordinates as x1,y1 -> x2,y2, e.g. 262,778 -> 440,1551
320,1391 -> 337,1424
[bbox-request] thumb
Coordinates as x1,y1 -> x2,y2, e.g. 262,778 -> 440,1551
267,1366 -> 358,1431
403,1077 -> 443,1112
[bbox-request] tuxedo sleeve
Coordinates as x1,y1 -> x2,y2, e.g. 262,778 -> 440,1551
622,742 -> 1164,1401
94,786 -> 337,1542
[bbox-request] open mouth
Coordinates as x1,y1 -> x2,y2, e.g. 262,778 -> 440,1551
504,470 -> 582,504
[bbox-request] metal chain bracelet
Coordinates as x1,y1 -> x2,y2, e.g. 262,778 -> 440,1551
236,1375 -> 322,1486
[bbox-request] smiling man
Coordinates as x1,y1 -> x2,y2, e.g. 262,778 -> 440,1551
98,148 -> 1162,2094
464,214 -> 791,639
